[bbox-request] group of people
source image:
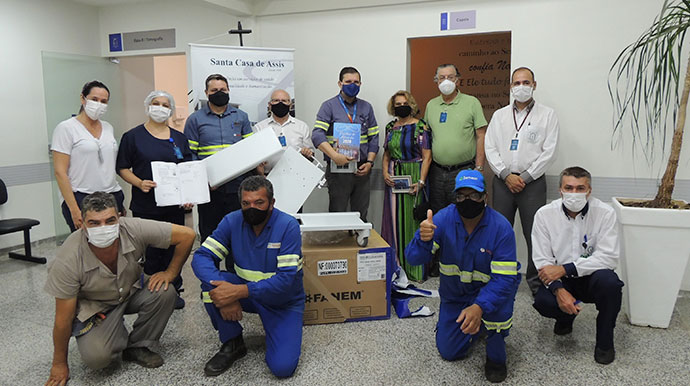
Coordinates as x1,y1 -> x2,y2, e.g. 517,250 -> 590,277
43,64 -> 624,385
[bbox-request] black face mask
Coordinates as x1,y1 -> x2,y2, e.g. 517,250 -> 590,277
394,105 -> 412,118
456,199 -> 485,219
242,207 -> 270,226
208,91 -> 229,107
271,102 -> 290,118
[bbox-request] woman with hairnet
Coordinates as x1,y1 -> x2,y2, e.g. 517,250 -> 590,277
116,90 -> 193,309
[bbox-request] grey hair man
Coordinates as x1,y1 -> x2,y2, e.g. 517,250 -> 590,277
44,192 -> 196,385
423,63 -> 488,276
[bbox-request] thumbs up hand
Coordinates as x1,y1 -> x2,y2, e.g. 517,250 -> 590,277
420,209 -> 437,242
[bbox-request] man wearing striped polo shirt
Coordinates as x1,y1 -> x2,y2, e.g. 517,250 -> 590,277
312,66 -> 379,221
184,73 -> 255,242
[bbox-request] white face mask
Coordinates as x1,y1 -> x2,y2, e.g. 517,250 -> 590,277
86,223 -> 119,248
561,192 -> 588,213
511,85 -> 534,103
84,99 -> 108,120
438,79 -> 456,95
148,105 -> 171,123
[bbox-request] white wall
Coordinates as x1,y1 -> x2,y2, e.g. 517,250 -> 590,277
98,0 -> 256,57
254,0 -> 690,181
0,0 -> 102,248
251,0 -> 690,285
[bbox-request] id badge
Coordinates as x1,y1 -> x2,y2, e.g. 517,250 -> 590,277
278,135 -> 287,147
173,146 -> 184,159
440,111 -> 447,123
510,138 -> 519,151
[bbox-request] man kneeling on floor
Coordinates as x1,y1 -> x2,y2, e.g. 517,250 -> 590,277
44,192 -> 196,386
405,170 -> 520,383
531,166 -> 624,365
192,176 -> 304,378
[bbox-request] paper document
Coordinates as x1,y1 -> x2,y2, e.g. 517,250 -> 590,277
151,160 -> 210,206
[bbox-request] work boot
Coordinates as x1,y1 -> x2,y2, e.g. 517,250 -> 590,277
484,356 -> 507,383
122,347 -> 164,368
594,346 -> 615,365
174,295 -> 185,310
553,320 -> 573,335
204,335 -> 247,376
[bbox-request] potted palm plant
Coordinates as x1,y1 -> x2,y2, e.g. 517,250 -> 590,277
609,0 -> 690,328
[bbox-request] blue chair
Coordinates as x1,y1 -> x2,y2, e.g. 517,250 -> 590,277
0,178 -> 46,264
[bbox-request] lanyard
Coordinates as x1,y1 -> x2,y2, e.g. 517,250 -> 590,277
512,104 -> 533,137
338,95 -> 357,123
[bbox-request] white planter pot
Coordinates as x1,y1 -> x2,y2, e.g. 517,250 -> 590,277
612,197 -> 690,328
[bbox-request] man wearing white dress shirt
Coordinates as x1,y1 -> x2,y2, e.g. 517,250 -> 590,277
485,67 -> 559,296
253,89 -> 314,173
531,166 -> 623,365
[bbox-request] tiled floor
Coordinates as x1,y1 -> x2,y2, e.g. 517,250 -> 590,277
2,240 -> 689,385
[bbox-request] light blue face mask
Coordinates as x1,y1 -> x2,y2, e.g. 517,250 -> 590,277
342,83 -> 360,97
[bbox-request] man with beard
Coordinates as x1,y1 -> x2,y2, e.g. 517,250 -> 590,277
405,169 -> 520,383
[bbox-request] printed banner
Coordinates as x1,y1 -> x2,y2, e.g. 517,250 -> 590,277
188,44 -> 295,124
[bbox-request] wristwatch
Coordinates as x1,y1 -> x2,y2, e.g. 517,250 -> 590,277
475,165 -> 484,172
366,160 -> 374,167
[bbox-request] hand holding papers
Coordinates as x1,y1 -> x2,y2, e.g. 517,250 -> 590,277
151,161 -> 210,206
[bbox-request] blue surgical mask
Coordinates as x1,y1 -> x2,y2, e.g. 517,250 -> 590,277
342,83 -> 360,98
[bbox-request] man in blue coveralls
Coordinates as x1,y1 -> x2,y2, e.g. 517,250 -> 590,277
192,176 -> 304,378
406,169 -> 520,383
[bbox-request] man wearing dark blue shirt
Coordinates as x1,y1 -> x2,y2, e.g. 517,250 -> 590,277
312,67 -> 379,221
406,170 -> 520,383
184,74 -> 255,243
192,176 -> 304,378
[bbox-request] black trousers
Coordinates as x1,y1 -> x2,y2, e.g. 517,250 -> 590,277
325,165 -> 371,222
132,210 -> 185,291
197,187 -> 240,243
428,162 -> 474,214
492,175 -> 546,295
532,269 -> 624,350
61,190 -> 125,232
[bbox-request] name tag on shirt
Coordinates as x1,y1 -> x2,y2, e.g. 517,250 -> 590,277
510,139 -> 519,151
278,135 -> 287,147
267,242 -> 281,249
440,112 -> 447,123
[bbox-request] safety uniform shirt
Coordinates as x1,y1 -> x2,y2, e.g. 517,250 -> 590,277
405,205 -> 519,315
184,103 -> 253,160
531,197 -> 619,291
191,208 -> 304,309
44,217 -> 172,322
312,95 -> 379,163
485,100 -> 559,183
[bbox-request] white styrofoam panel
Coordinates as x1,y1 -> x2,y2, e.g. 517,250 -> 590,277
266,147 -> 324,214
204,129 -> 282,188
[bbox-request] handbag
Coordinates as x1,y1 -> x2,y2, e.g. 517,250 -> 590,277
413,185 -> 431,221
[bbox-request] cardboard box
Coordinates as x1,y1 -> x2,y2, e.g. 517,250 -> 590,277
301,230 -> 394,325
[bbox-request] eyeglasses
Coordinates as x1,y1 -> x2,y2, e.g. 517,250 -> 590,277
270,98 -> 290,104
455,192 -> 484,202
436,75 -> 458,82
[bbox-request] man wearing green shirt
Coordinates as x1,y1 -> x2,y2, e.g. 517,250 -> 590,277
424,63 -> 487,276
